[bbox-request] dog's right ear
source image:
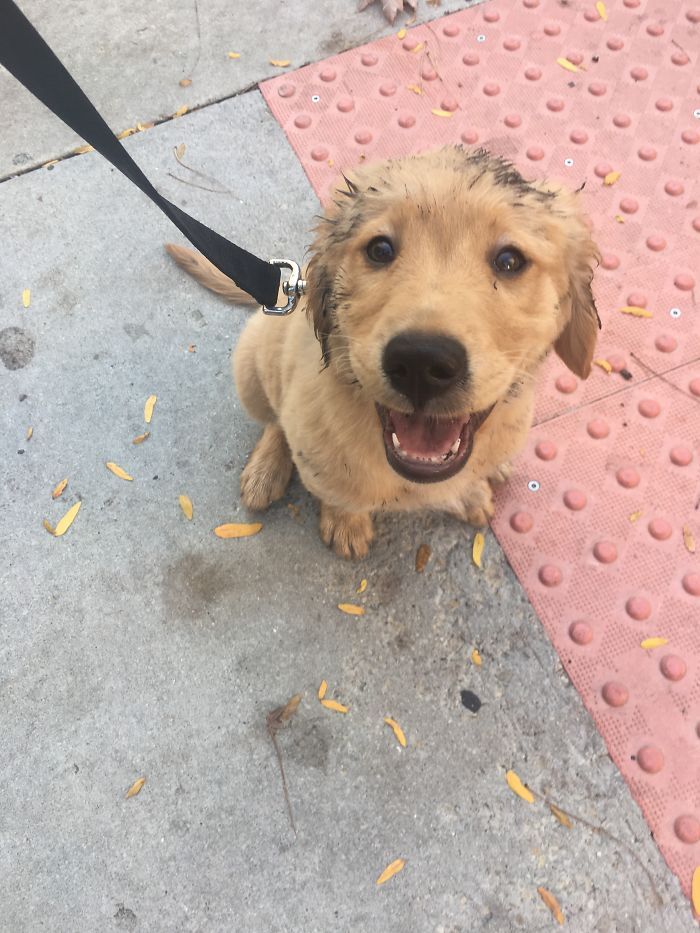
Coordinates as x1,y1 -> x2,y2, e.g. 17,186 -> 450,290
304,253 -> 334,366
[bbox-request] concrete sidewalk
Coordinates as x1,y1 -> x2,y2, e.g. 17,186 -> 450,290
0,1 -> 693,930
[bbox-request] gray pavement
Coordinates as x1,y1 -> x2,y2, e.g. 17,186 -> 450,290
0,1 -> 694,931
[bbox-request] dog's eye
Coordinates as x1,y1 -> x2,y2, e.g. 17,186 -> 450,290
366,236 -> 395,264
493,247 -> 527,275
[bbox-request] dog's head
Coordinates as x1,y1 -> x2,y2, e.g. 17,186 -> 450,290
304,147 -> 600,483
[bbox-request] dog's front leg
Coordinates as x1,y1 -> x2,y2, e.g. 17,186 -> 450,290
319,503 -> 374,560
448,474 -> 495,528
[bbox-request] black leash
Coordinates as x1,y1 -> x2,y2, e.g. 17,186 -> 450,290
0,0 -> 302,311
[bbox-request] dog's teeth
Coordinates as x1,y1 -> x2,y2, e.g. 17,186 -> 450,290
450,438 -> 461,455
392,432 -> 401,450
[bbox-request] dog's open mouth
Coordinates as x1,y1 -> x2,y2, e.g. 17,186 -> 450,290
376,404 -> 493,483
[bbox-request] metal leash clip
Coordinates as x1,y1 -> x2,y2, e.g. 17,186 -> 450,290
263,259 -> 307,315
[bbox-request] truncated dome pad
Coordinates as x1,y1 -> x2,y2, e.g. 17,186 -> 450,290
261,0 -> 700,900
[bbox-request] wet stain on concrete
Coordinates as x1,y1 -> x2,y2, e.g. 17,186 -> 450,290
0,327 -> 35,370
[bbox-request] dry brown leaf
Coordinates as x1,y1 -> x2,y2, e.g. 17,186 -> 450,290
629,509 -> 643,523
556,57 -> 579,73
125,777 -> 146,799
144,394 -> 157,423
280,693 -> 302,721
640,637 -> 668,650
53,500 -> 82,537
356,578 -> 368,594
596,1 -> 608,20
106,462 -> 133,481
179,77 -> 192,87
174,105 -> 188,118
406,83 -> 423,95
318,680 -> 328,700
26,426 -> 33,441
338,603 -> 364,616
132,432 -> 150,445
179,494 -> 193,520
52,478 -> 68,499
384,717 -> 407,747
603,170 -> 621,186
692,866 -> 700,917
472,532 -> 484,568
227,51 -> 241,59
321,698 -> 349,713
593,358 -> 612,374
175,143 -> 186,159
471,648 -> 482,667
537,887 -> 564,925
619,305 -> 653,318
43,519 -> 56,535
269,59 -> 291,67
506,769 -> 535,803
431,108 -> 453,118
22,288 -> 31,308
683,526 -> 696,554
415,542 -> 431,573
214,522 -> 262,538
376,858 -> 405,885
549,803 -> 573,829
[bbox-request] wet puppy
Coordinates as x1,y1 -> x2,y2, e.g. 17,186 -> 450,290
166,146 -> 599,558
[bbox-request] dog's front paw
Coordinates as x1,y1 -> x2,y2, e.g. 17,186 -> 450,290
455,480 -> 495,527
488,460 -> 512,486
319,504 -> 374,559
240,424 -> 293,510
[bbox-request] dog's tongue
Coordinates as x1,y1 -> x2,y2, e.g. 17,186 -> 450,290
390,410 -> 464,457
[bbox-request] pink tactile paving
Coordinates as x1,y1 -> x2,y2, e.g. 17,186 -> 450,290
261,0 -> 700,901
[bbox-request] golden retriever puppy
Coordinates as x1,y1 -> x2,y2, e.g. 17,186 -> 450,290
166,146 -> 599,558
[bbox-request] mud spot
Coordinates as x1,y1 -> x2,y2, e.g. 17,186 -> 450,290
114,903 -> 137,927
285,719 -> 330,772
162,552 -> 239,619
0,327 -> 35,370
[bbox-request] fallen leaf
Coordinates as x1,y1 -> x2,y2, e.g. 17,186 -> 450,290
43,519 -> 56,535
471,648 -> 482,667
269,59 -> 291,67
549,803 -> 573,829
280,693 -> 302,721
406,83 -> 423,95
125,777 -> 146,799
43,160 -> 59,168
411,42 -> 424,54
179,494 -> 193,520
603,170 -> 621,186
175,143 -> 186,159
596,0 -> 608,20
415,543 -> 431,573
227,51 -> 241,59
619,305 -> 653,318
614,214 -> 625,223
174,105 -> 188,118
132,432 -> 150,445
683,526 -> 696,554
22,288 -> 31,308
321,698 -> 349,713
117,127 -> 136,139
144,394 -> 157,424
53,500 -> 82,537
506,769 -> 535,804
187,344 -> 197,353
692,866 -> 700,917
557,57 -> 579,73
74,144 -> 94,154
357,578 -> 368,594
537,887 -> 564,925
179,77 -> 192,87
641,637 -> 668,649
26,426 -> 33,441
376,858 -> 405,885
52,478 -> 68,499
629,509 -> 643,523
384,717 -> 407,747
106,462 -> 133,481
431,108 -> 453,118
338,603 -> 365,616
397,28 -> 407,39
472,532 -> 485,568
593,358 -> 612,374
318,680 -> 328,700
214,522 -> 262,538
136,122 -> 154,132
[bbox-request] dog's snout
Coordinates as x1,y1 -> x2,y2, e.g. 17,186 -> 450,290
382,331 -> 468,409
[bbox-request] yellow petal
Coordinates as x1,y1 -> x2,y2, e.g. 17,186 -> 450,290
179,77 -> 192,87
227,51 -> 241,59
397,28 -> 407,38
52,478 -> 68,499
321,698 -> 349,713
54,500 -> 82,537
42,519 -> 56,535
356,578 -> 368,594
136,122 -> 153,132
175,143 -> 186,159
269,59 -> 291,67
406,83 -> 422,95
22,288 -> 31,308
43,160 -> 59,168
557,57 -> 579,72
143,394 -> 157,423
125,777 -> 146,799
692,866 -> 700,917
471,648 -> 482,666
596,1 -> 608,20
614,214 -> 625,223
384,717 -> 407,747
593,358 -> 612,373
132,431 -> 150,445
214,522 -> 262,538
640,637 -> 668,649
549,803 -> 573,828
537,887 -> 564,925
415,542 -> 431,573
506,769 -> 535,803
472,532 -> 485,568
604,170 -> 621,186
629,509 -> 643,523
338,603 -> 364,616
117,127 -> 136,139
74,144 -> 94,154
411,43 -> 423,53
683,526 -> 696,554
179,494 -> 193,520
376,858 -> 405,885
174,105 -> 188,117
619,305 -> 653,318
26,426 -> 33,441
106,462 -> 133,481
318,680 -> 328,700
431,108 -> 453,118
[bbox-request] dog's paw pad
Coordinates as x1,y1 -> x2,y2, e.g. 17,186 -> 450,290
320,506 -> 373,560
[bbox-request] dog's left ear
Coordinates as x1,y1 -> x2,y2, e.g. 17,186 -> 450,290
553,206 -> 601,379
304,253 -> 334,366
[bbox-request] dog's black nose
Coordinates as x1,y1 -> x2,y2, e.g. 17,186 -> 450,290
382,331 -> 468,409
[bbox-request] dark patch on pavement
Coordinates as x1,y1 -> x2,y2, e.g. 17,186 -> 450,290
0,326 -> 35,369
162,552 -> 239,617
285,719 -> 330,772
114,903 -> 137,927
460,689 -> 482,713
